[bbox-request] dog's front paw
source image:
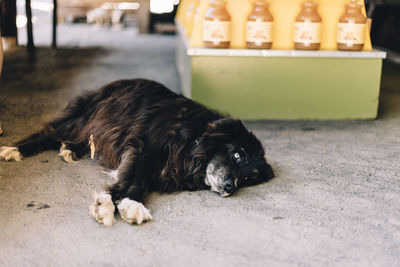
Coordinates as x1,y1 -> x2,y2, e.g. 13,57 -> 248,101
117,198 -> 153,225
89,192 -> 116,227
0,146 -> 23,161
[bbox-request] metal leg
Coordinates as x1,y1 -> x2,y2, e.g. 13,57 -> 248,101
52,0 -> 57,49
25,0 -> 35,61
138,0 -> 150,34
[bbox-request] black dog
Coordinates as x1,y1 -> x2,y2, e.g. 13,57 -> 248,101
0,79 -> 274,226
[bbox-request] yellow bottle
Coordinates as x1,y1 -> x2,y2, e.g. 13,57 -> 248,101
176,0 -> 189,25
337,0 -> 367,51
203,0 -> 231,48
185,0 -> 200,36
294,0 -> 322,50
246,0 -> 273,49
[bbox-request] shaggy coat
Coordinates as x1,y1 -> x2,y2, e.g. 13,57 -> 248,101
1,79 -> 274,225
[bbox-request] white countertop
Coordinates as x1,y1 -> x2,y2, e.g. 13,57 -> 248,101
177,21 -> 386,59
187,47 -> 387,59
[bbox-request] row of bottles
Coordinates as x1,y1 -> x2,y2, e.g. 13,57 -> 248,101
202,0 -> 367,51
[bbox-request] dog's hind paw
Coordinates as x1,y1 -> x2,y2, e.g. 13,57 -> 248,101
89,192 -> 116,227
0,146 -> 23,161
117,198 -> 153,225
59,143 -> 77,163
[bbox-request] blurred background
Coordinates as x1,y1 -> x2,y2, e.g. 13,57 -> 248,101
1,0 -> 179,49
0,0 -> 398,58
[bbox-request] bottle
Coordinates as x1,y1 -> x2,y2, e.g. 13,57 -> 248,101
203,0 -> 231,48
294,0 -> 322,50
337,0 -> 367,51
246,0 -> 273,49
185,0 -> 200,36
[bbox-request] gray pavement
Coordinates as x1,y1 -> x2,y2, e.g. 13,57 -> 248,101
0,24 -> 400,266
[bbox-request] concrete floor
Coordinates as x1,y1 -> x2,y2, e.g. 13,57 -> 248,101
1,24 -> 400,266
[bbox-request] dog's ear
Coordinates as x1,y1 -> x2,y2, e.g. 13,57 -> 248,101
207,118 -> 244,130
209,119 -> 266,156
192,118 -> 247,163
207,118 -> 249,140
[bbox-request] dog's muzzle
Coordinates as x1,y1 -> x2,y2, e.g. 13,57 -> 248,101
220,179 -> 237,197
224,179 -> 235,194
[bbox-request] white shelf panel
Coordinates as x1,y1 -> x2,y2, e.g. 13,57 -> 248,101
187,47 -> 386,59
177,21 -> 386,59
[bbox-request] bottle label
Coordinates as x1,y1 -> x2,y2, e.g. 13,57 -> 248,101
337,23 -> 366,45
246,21 -> 273,45
203,20 -> 231,44
294,22 -> 322,45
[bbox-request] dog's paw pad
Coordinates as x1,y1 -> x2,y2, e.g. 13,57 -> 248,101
117,198 -> 153,225
89,192 -> 115,227
0,146 -> 23,161
59,143 -> 77,163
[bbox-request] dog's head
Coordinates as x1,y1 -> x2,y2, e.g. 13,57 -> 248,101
194,118 -> 274,197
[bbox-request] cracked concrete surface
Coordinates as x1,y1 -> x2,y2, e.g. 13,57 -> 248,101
0,24 -> 400,266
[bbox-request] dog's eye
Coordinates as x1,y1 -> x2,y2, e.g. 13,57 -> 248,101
233,152 -> 242,163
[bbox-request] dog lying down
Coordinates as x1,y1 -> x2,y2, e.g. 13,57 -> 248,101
0,79 -> 274,226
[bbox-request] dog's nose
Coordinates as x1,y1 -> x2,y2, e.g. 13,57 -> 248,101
224,180 -> 235,193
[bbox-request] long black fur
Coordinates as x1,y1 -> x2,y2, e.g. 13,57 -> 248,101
11,79 -> 274,204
